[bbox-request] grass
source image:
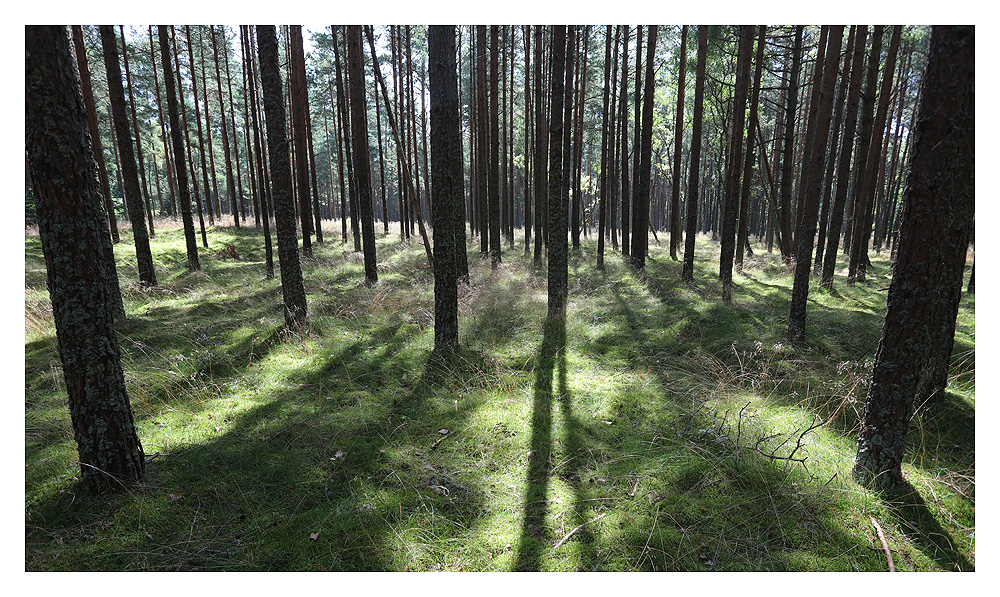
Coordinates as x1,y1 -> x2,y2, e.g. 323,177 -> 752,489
24,219 -> 975,572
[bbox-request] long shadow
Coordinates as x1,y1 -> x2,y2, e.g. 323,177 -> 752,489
514,317 -> 562,571
883,482 -> 975,571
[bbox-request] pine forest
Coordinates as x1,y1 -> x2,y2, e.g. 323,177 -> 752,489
25,24 -> 974,573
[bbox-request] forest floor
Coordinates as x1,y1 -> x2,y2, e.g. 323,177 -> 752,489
24,219 -> 975,573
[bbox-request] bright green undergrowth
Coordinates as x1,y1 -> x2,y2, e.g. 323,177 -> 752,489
25,221 -> 974,571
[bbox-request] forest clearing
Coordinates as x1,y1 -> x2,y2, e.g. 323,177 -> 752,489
25,24 -> 973,573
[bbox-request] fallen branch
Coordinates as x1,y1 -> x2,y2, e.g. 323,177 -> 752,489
870,516 -> 896,572
554,513 -> 607,549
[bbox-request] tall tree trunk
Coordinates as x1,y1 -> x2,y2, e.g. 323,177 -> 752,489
212,25 -> 240,228
256,25 -> 308,328
185,26 -> 215,228
242,26 -> 274,278
719,26 -> 753,300
854,26 -> 974,489
845,26 -> 882,260
289,25 -> 314,257
682,26 -> 708,282
346,26 -> 379,285
172,28 -> 209,249
821,26 -> 867,288
429,25 -> 462,352
547,25 -> 568,323
736,26 -> 766,272
777,26 -> 802,262
489,25 -> 502,268
630,26 -> 658,270
618,26 -> 631,258
158,25 -> 201,271
850,26 -> 902,282
787,26 -> 844,342
118,26 -> 155,236
670,25 -> 688,260
100,25 -> 157,286
148,26 -> 178,220
72,26 -> 120,243
596,26 -> 612,269
532,25 -> 547,266
26,27 -> 145,493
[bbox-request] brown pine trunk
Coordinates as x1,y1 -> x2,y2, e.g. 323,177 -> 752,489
681,26 -> 708,282
855,26 -> 974,489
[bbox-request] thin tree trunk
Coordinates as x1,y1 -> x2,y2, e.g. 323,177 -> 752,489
630,26 -> 658,269
682,26 -> 708,282
720,26 -> 753,300
670,25 -> 688,260
100,25 -> 157,286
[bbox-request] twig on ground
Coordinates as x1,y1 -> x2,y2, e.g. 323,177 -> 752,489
870,516 -> 896,572
554,513 -> 607,549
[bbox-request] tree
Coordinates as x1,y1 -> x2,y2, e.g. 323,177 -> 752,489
849,26 -> 902,283
776,26 -> 802,261
100,25 -> 157,286
821,26 -> 867,288
489,25 -> 502,269
26,25 -> 145,492
547,25 -> 568,322
629,26 -> 658,270
669,25 -> 687,260
681,26 -> 708,283
854,26 -> 974,489
532,25 -> 547,267
787,26 -> 844,342
346,25 -> 379,285
289,25 -> 314,257
211,26 -> 240,228
596,26 -> 612,269
257,25 -> 308,328
719,26 -> 753,300
158,26 -> 200,270
72,26 -> 119,244
429,25 -> 463,352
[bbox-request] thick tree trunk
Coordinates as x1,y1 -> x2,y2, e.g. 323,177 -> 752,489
429,25 -> 462,352
256,25 -> 308,328
26,25 -> 145,493
289,26 -> 314,256
547,25 -> 568,322
855,26 -> 974,488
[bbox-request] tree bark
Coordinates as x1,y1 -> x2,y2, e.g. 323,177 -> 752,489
547,25 -> 568,322
346,26 -> 379,285
429,25 -> 462,352
720,26 -> 753,299
100,25 -> 157,286
629,26 -> 658,269
681,26 -> 708,282
26,25 -> 145,492
787,26 -> 844,342
855,26 -> 974,488
670,25 -> 688,260
256,25 -> 308,328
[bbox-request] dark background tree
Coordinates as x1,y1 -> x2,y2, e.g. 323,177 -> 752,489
26,25 -> 145,493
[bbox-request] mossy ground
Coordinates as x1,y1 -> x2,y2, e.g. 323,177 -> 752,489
24,219 -> 974,572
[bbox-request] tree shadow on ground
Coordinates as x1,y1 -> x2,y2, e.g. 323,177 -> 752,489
883,481 -> 975,571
